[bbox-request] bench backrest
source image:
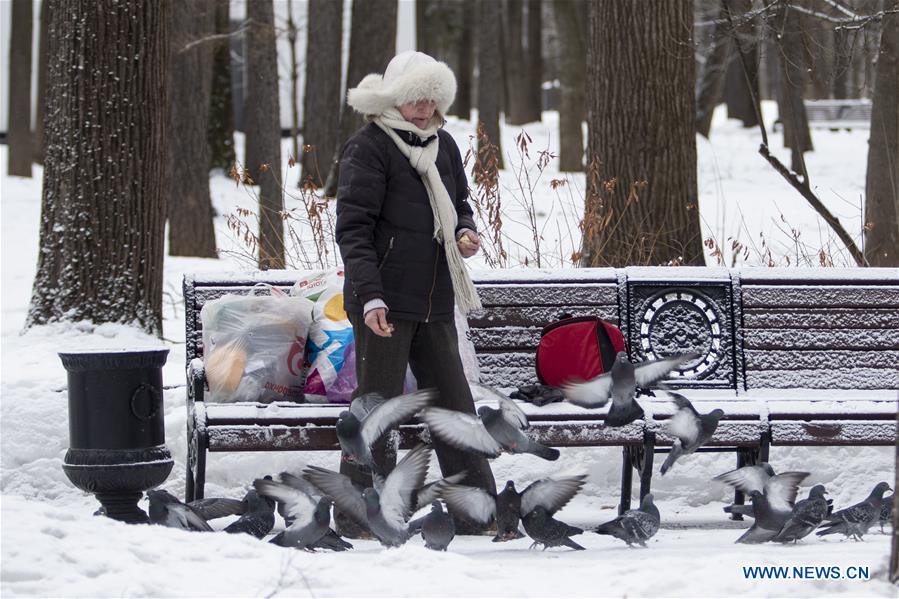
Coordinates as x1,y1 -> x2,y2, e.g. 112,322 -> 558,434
184,267 -> 898,393
804,99 -> 872,124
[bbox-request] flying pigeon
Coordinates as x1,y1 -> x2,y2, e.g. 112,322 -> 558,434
716,464 -> 832,518
420,386 -> 558,461
147,489 -> 213,532
879,493 -> 894,533
439,475 -> 587,542
562,351 -> 698,427
593,493 -> 660,547
408,501 -> 456,551
773,485 -> 829,543
223,489 -> 276,538
817,481 -> 892,540
521,506 -> 585,551
303,444 -> 432,547
659,393 -> 724,475
254,472 -> 335,550
734,472 -> 810,544
336,390 -> 435,474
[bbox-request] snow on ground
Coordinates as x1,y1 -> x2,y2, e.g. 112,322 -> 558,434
1,109 -> 895,597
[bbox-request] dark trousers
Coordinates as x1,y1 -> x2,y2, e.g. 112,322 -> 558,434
335,313 -> 496,534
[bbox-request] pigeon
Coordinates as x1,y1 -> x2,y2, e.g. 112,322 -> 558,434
408,501 -> 456,551
310,528 -> 354,551
817,481 -> 892,540
773,485 -> 829,543
420,386 -> 558,461
303,444 -> 432,547
562,351 -> 698,427
521,506 -> 585,551
223,489 -> 276,538
439,475 -> 587,542
336,390 -> 435,474
734,472 -> 809,544
147,489 -> 213,532
187,497 -> 248,521
659,393 -> 724,475
254,473 -> 333,550
879,493 -> 894,533
716,464 -> 832,519
593,493 -> 660,547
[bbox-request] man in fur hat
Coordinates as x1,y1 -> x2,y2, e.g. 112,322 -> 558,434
335,51 -> 496,536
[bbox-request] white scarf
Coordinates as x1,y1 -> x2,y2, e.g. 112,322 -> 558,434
373,108 -> 482,314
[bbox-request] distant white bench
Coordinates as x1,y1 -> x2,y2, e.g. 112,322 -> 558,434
804,99 -> 872,130
183,267 -> 898,516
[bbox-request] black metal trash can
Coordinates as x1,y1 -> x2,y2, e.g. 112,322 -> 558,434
59,348 -> 174,523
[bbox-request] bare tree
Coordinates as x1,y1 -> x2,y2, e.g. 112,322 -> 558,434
455,0 -> 475,119
7,0 -> 33,177
775,2 -> 814,176
553,0 -> 585,171
503,0 -> 528,124
34,0 -> 49,165
582,0 -> 703,267
301,0 -> 343,189
287,0 -> 300,164
722,0 -> 760,128
208,0 -> 236,171
27,0 -> 169,335
323,0 -> 397,197
864,7 -> 899,266
478,0 -> 505,168
167,0 -> 217,258
524,0 -> 543,122
696,0 -> 732,137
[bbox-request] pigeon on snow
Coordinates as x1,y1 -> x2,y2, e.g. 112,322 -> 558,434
439,475 -> 587,542
593,493 -> 660,547
522,506 -> 585,551
715,463 -> 832,519
408,501 -> 456,551
254,473 -> 333,550
773,485 -> 829,543
817,481 -> 892,540
147,489 -> 213,532
879,492 -> 894,533
336,390 -> 434,474
420,385 -> 559,461
733,471 -> 809,544
562,351 -> 698,427
659,393 -> 724,475
223,489 -> 276,538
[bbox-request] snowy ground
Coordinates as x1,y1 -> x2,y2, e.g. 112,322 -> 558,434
1,108 -> 895,597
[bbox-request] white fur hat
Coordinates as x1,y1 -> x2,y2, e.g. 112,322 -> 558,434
347,51 -> 457,117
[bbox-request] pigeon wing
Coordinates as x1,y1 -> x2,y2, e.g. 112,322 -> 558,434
713,465 -> 770,494
763,471 -> 809,513
360,389 -> 435,448
415,471 -> 467,510
440,484 -> 497,525
419,407 -> 503,457
253,476 -> 317,527
172,504 -> 213,531
379,445 -> 432,530
633,353 -> 698,388
520,475 -> 587,516
187,497 -> 247,520
665,406 -> 701,445
562,372 -> 613,408
498,396 -> 530,430
302,466 -> 368,528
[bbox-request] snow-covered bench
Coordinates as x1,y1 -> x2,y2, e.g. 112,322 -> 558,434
804,99 -> 871,131
183,268 -> 898,515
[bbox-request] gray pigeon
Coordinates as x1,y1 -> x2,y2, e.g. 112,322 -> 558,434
593,493 -> 660,547
409,501 -> 456,551
187,497 -> 248,521
254,473 -> 333,550
420,386 -> 558,461
716,464 -> 833,519
659,393 -> 724,475
336,390 -> 435,474
223,489 -> 276,538
879,493 -> 893,533
310,528 -> 354,551
303,444 -> 432,547
439,475 -> 587,542
522,506 -> 585,551
817,481 -> 892,540
147,489 -> 213,532
773,485 -> 829,543
562,351 -> 698,427
734,471 -> 809,544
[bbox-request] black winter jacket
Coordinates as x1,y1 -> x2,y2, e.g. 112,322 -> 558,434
335,123 -> 477,322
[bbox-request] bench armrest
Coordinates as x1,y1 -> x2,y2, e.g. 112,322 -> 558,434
187,358 -> 206,404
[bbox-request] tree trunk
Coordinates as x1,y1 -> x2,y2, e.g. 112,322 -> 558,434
553,0 -> 585,171
7,0 -> 33,177
722,0 -> 759,128
523,0 -> 543,122
27,0 -> 168,335
695,2 -> 732,138
583,0 -> 703,267
503,0 -> 528,124
775,3 -> 813,176
864,8 -> 899,266
167,0 -> 217,258
416,0 -> 433,56
323,0 -> 397,197
301,0 -> 343,189
455,0 -> 475,119
287,0 -> 300,164
478,0 -> 505,168
34,0 -> 49,164
833,27 -> 852,99
801,11 -> 833,100
245,0 -> 284,270
208,0 -> 236,171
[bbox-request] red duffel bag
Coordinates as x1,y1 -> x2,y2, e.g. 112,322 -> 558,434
535,315 -> 627,387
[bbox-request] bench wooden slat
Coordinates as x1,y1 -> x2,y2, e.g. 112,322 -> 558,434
743,328 -> 899,350
746,368 -> 899,390
476,283 -> 618,307
770,420 -> 896,445
742,307 -> 899,329
745,349 -> 899,370
742,286 -> 899,308
468,305 -> 619,328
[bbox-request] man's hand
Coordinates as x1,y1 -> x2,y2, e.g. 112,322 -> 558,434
364,307 -> 394,337
457,231 -> 481,258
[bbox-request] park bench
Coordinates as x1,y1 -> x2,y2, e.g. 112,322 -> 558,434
183,267 -> 898,516
804,99 -> 872,131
